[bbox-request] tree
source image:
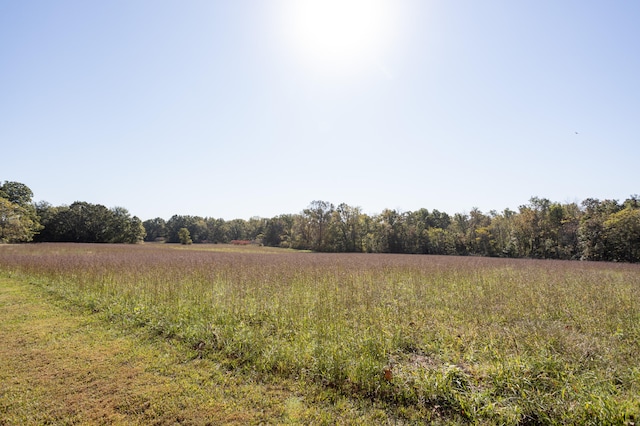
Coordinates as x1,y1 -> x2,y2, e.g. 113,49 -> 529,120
511,197 -> 557,258
34,201 -> 145,243
377,209 -> 406,253
143,217 -> 167,242
166,215 -> 207,243
105,207 -> 139,243
33,201 -> 59,242
603,208 -> 640,262
122,215 -> 146,243
246,217 -> 267,243
302,200 -> 334,251
263,215 -> 294,248
10,190 -> 640,261
226,219 -> 248,241
425,227 -> 455,255
64,202 -> 112,242
205,218 -> 227,243
291,213 -> 312,250
0,181 -> 41,242
623,195 -> 640,210
430,209 -> 451,230
578,199 -> 621,261
466,208 -> 492,256
404,209 -> 430,254
0,198 -> 40,243
450,213 -> 470,255
333,203 -> 364,252
487,209 -> 516,257
550,203 -> 581,260
0,181 -> 34,207
178,227 -> 192,245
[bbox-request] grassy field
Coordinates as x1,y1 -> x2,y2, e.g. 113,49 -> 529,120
1,243 -> 639,424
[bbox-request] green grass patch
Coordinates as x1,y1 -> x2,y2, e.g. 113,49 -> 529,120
0,275 -> 397,424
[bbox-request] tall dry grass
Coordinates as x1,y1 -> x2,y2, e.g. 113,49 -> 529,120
1,243 -> 639,424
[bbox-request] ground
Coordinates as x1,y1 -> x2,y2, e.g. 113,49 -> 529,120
0,276 -> 366,425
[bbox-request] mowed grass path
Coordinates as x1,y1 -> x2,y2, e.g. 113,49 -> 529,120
0,276 -> 386,425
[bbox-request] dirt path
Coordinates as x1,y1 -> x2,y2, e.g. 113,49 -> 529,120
0,277 -> 312,425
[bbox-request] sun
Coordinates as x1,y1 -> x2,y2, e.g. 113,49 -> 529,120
277,0 -> 397,74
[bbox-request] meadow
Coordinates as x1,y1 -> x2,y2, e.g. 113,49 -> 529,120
1,243 -> 639,424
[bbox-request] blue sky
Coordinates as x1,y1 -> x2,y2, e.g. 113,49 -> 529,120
1,1 -> 638,220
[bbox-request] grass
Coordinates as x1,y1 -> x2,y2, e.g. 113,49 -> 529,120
0,275 -> 271,425
0,275 -> 397,425
1,243 -> 639,424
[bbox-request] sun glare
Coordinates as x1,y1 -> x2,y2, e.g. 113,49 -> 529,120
278,0 -> 397,74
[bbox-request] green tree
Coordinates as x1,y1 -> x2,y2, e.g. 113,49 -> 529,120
425,227 -> 455,255
66,202 -> 112,242
511,197 -> 556,258
263,215 -> 294,248
143,217 -> 167,242
205,218 -> 227,244
623,195 -> 640,209
33,201 -> 59,242
226,219 -> 248,241
178,227 -> 192,245
429,209 -> 451,229
377,209 -> 406,253
246,217 -> 267,243
450,213 -> 470,255
106,207 -> 147,244
34,201 -> 144,243
487,209 -> 516,257
0,198 -> 40,243
120,214 -> 146,243
303,200 -> 335,251
166,215 -> 207,243
107,207 -> 138,243
416,209 -> 452,255
603,207 -> 640,262
291,213 -> 312,250
578,198 -> 621,261
359,214 -> 379,253
0,181 -> 41,242
467,208 -> 492,255
332,203 -> 364,252
0,181 -> 34,207
551,202 -> 581,259
404,208 -> 430,253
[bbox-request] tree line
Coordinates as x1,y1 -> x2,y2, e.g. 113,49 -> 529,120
2,181 -> 639,262
142,197 -> 640,262
1,181 -> 145,244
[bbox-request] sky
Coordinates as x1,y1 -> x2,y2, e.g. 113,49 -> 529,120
1,1 -> 639,221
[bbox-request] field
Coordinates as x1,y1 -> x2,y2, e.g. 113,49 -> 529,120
1,243 -> 639,425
